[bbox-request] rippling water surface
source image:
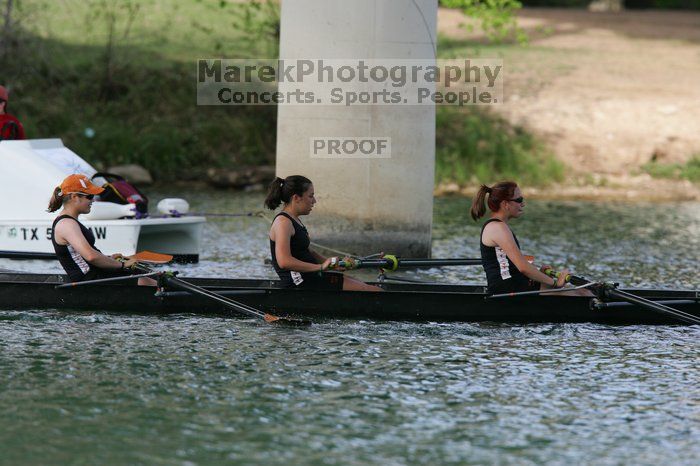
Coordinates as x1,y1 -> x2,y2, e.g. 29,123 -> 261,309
1,192 -> 699,465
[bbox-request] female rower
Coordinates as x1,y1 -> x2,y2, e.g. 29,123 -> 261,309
47,174 -> 154,285
265,175 -> 381,292
470,181 -> 591,296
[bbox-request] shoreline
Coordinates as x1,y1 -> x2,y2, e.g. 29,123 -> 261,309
436,175 -> 700,202
157,175 -> 700,202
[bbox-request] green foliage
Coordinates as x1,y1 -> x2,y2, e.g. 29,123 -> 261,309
642,156 -> 700,184
83,0 -> 146,101
435,106 -> 564,186
17,60 -> 278,179
228,0 -> 280,57
440,0 -> 527,44
2,0 -> 278,180
192,0 -> 280,57
4,0 -> 557,185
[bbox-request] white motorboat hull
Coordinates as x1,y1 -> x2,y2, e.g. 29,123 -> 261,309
0,216 -> 205,262
0,139 -> 206,262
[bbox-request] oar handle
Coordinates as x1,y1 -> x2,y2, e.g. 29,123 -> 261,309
332,255 -> 399,271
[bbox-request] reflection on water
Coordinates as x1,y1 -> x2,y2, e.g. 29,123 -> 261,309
0,191 -> 698,464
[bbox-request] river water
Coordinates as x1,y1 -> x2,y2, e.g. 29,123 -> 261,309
1,192 -> 699,465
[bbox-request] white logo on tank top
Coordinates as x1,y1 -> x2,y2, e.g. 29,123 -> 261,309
290,271 -> 304,286
495,246 -> 511,280
67,245 -> 90,274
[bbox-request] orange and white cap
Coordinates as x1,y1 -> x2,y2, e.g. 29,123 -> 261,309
59,174 -> 104,196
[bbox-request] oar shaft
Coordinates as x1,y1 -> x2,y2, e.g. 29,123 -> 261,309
544,269 -> 700,325
135,264 -> 296,323
608,288 -> 700,325
339,257 -> 481,271
55,271 -> 160,288
395,258 -> 482,267
161,274 -> 268,320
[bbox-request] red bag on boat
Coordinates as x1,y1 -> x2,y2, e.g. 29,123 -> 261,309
92,172 -> 149,215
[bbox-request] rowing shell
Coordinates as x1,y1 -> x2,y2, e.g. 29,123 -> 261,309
0,272 -> 698,325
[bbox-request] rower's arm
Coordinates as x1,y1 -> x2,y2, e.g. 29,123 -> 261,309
55,219 -> 124,270
490,224 -> 556,286
272,217 -> 328,273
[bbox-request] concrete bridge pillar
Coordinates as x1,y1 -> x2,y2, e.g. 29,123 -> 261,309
276,0 -> 437,257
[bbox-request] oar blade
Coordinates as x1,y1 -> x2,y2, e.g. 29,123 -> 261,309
265,313 -> 312,326
132,251 -> 174,264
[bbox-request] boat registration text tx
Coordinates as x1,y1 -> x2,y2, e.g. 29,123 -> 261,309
0,225 -> 108,241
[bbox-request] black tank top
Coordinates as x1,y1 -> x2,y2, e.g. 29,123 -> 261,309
480,218 -> 530,294
51,215 -> 99,282
269,212 -> 319,287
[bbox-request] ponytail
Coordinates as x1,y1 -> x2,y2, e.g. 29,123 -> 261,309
47,186 -> 64,213
264,175 -> 313,210
470,185 -> 491,221
470,181 -> 518,221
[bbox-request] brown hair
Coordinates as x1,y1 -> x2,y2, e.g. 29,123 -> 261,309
47,186 -> 65,212
470,181 -> 518,221
264,175 -> 313,210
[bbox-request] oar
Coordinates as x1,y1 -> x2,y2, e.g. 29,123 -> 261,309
136,265 -> 310,326
545,270 -> 700,325
336,255 -> 481,271
55,271 -> 161,288
55,251 -> 172,288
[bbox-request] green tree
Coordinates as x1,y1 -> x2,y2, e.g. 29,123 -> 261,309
83,0 -> 145,101
440,0 -> 527,43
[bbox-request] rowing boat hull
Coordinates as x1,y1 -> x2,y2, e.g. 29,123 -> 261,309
0,273 -> 698,325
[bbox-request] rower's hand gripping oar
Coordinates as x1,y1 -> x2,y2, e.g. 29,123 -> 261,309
545,269 -> 700,325
136,265 -> 311,326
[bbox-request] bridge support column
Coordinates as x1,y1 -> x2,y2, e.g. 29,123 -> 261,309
276,0 -> 437,256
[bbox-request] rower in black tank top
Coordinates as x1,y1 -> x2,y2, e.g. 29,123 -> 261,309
52,215 -> 99,282
51,215 -> 134,283
480,218 -> 537,295
269,212 -> 343,290
47,173 -> 148,284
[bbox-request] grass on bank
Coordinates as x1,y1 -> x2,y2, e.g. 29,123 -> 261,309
5,0 -> 279,179
4,0 -> 561,185
642,156 -> 700,184
436,106 -> 564,186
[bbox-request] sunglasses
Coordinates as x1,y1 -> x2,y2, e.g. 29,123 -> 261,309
74,193 -> 95,200
510,197 -> 524,203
